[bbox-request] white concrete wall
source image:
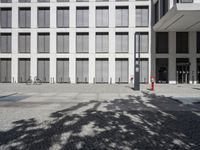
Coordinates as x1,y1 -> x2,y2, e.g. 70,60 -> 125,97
0,0 -> 152,84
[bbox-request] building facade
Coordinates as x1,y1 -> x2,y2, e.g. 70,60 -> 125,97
0,0 -> 199,84
152,0 -> 200,84
0,0 -> 151,84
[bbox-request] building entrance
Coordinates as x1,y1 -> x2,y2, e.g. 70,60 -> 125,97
156,58 -> 168,83
176,58 -> 190,84
197,59 -> 200,84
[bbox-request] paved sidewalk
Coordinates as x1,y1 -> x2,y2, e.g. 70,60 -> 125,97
0,84 -> 200,150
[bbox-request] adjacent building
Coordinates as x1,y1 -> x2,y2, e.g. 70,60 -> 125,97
153,0 -> 200,84
0,0 -> 199,84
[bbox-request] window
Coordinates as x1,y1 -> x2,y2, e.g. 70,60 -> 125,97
96,0 -> 108,1
76,33 -> 89,53
95,59 -> 109,83
0,33 -> 11,53
18,58 -> 30,83
116,32 -> 129,53
197,32 -> 200,53
160,0 -> 168,17
57,58 -> 69,83
57,0 -> 68,2
1,0 -> 11,3
116,0 -> 128,1
96,6 -> 109,28
19,33 -> 30,53
57,33 -> 69,53
19,0 -> 31,2
156,32 -> 168,53
38,0 -> 49,2
176,32 -> 188,53
0,8 -> 12,28
115,58 -> 128,83
136,6 -> 149,27
116,6 -> 129,27
77,0 -> 88,1
38,33 -> 50,53
19,8 -> 31,28
139,59 -> 149,83
174,0 -> 193,3
37,58 -> 49,83
38,7 -> 50,28
57,7 -> 69,28
136,32 -> 149,53
155,2 -> 159,24
0,58 -> 11,83
76,7 -> 89,28
96,32 -> 109,53
76,58 -> 89,83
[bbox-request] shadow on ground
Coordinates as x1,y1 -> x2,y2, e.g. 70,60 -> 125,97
0,92 -> 200,150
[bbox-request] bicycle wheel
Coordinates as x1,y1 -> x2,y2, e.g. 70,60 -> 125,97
36,78 -> 42,85
26,79 -> 32,85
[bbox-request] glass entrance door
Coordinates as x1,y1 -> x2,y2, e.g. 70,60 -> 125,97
176,63 -> 190,84
197,63 -> 200,84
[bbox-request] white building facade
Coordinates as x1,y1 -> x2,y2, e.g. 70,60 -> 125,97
0,0 -> 152,84
0,0 -> 199,84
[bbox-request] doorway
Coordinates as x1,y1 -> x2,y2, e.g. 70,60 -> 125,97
197,59 -> 200,84
156,58 -> 168,83
176,58 -> 190,84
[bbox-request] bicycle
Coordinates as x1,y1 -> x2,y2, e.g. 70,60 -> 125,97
33,76 -> 42,85
26,76 -> 42,85
26,76 -> 32,85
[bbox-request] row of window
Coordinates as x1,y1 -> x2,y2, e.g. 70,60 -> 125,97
0,58 -> 149,83
0,32 -> 149,53
156,32 -> 200,54
0,6 -> 149,28
0,0 -> 148,3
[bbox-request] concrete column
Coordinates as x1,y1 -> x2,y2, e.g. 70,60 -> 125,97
69,56 -> 76,83
30,55 -> 37,81
129,30 -> 134,84
50,6 -> 56,29
109,29 -> 115,84
50,56 -> 56,83
169,32 -> 176,84
12,6 -> 18,29
70,5 -> 76,28
89,57 -> 95,84
12,31 -> 18,83
31,6 -> 37,28
189,32 -> 197,84
109,4 -> 115,28
30,30 -> 37,80
89,5 -> 95,28
11,57 -> 18,83
109,57 -> 115,84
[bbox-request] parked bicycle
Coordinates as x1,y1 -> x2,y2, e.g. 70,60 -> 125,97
26,76 -> 42,85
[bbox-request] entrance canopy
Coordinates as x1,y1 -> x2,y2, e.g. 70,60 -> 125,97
153,3 -> 200,31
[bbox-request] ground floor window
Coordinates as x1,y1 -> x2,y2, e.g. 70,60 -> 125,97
156,58 -> 168,84
18,58 -> 30,83
0,58 -> 11,83
76,58 -> 89,83
37,58 -> 50,83
95,58 -> 109,83
115,58 -> 129,83
57,58 -> 69,83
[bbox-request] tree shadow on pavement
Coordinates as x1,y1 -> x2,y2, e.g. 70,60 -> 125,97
0,92 -> 200,150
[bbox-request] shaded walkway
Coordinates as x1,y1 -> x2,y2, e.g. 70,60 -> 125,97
0,92 -> 200,150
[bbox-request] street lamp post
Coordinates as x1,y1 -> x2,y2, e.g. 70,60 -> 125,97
134,32 -> 140,90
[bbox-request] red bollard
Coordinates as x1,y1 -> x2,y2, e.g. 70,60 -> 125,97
150,76 -> 155,92
151,81 -> 154,91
